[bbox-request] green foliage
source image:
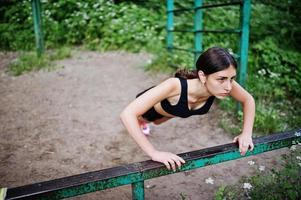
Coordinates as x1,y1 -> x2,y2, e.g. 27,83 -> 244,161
251,0 -> 301,50
214,145 -> 301,200
9,52 -> 50,76
250,37 -> 301,98
0,0 -> 166,52
8,47 -> 71,76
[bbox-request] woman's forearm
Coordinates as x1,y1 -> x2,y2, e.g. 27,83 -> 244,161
120,110 -> 157,157
241,95 -> 255,137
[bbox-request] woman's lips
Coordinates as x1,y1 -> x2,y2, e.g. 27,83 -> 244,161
220,93 -> 230,96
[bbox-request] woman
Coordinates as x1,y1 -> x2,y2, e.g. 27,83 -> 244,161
120,47 -> 255,172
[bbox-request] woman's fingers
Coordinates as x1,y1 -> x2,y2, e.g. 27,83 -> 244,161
178,156 -> 186,164
153,151 -> 186,171
163,161 -> 171,170
249,142 -> 254,151
172,157 -> 182,170
171,155 -> 186,170
167,157 -> 185,171
175,159 -> 182,169
168,159 -> 176,171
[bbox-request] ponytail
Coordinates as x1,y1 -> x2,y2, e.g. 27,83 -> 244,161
174,69 -> 198,79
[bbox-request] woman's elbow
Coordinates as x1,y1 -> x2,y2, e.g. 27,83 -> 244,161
243,94 -> 255,108
120,108 -> 129,122
120,107 -> 138,123
248,94 -> 255,105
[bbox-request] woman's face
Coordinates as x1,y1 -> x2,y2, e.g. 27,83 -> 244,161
205,65 -> 237,99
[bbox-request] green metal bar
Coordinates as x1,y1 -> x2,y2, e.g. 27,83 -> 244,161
166,0 -> 174,51
131,181 -> 144,200
31,0 -> 44,57
194,0 -> 203,63
172,46 -> 200,54
169,0 -> 242,13
194,1 -> 242,10
238,0 -> 251,88
6,129 -> 301,200
172,29 -> 241,34
236,0 -> 251,111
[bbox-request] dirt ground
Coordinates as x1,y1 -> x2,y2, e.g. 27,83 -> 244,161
0,51 -> 289,200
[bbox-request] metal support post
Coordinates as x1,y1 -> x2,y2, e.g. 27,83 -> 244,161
166,0 -> 174,52
194,0 -> 203,63
31,0 -> 44,57
238,0 -> 251,88
132,181 -> 144,200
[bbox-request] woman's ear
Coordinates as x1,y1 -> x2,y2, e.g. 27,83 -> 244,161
198,70 -> 206,84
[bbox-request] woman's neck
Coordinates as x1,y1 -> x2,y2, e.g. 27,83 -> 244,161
188,78 -> 212,102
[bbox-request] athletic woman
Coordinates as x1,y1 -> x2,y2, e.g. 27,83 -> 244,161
120,47 -> 255,171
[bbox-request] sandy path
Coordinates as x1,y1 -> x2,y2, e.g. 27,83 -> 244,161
0,51 -> 288,199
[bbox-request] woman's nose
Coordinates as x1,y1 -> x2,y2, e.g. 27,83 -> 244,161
224,80 -> 232,91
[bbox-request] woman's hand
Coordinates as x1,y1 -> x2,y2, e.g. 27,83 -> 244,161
150,150 -> 186,171
233,133 -> 254,156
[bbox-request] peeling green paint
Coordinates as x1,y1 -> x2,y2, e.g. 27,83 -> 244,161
132,181 -> 144,200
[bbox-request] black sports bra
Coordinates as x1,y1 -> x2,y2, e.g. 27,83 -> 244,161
161,78 -> 215,118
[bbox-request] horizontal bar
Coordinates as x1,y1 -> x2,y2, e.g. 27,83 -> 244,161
195,1 -> 242,10
167,46 -> 240,59
6,128 -> 301,200
169,29 -> 241,34
169,46 -> 198,54
168,0 -> 242,13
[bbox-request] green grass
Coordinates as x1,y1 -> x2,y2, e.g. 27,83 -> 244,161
214,145 -> 301,200
8,47 -> 71,76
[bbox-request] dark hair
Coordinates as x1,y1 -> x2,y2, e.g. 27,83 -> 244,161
175,47 -> 237,79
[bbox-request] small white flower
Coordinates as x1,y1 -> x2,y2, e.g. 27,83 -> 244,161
269,72 -> 280,78
247,160 -> 255,166
228,48 -> 234,55
83,13 -> 89,20
290,145 -> 297,151
205,177 -> 214,185
258,69 -> 267,76
296,156 -> 301,160
295,131 -> 301,137
243,182 -> 253,190
259,165 -> 265,171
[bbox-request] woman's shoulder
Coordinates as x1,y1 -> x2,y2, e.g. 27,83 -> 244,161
155,77 -> 181,97
159,77 -> 181,89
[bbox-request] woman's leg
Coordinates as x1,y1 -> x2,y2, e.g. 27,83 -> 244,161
138,117 -> 171,135
153,117 -> 171,125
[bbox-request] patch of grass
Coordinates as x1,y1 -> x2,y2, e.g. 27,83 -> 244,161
9,52 -> 50,76
50,46 -> 71,60
8,47 -> 72,76
214,145 -> 301,200
179,192 -> 188,200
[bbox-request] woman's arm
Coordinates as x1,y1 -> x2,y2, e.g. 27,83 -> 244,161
120,78 -> 185,171
229,80 -> 255,156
